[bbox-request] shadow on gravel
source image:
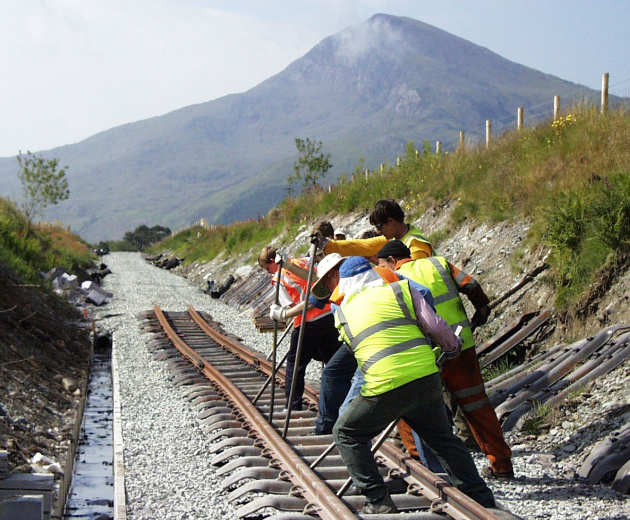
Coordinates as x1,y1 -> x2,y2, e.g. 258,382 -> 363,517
504,475 -> 626,502
550,404 -> 630,462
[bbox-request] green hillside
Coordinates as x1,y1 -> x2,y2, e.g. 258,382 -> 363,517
152,104 -> 630,311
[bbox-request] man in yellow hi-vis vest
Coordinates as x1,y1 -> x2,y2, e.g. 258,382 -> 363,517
376,240 -> 514,479
312,255 -> 495,514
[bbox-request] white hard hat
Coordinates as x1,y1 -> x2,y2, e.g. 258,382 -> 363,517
311,253 -> 344,299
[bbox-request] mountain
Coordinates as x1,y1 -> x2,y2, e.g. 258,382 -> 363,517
0,14 -> 601,241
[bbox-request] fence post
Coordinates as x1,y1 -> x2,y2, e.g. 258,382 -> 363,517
459,130 -> 465,151
415,149 -> 420,159
517,107 -> 523,130
553,96 -> 560,121
328,184 -> 332,193
396,156 -> 401,168
364,168 -> 369,181
379,163 -> 384,173
485,120 -> 491,149
435,141 -> 441,155
601,72 -> 609,114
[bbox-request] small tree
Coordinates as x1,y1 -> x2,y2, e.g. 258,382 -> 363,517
287,137 -> 332,195
17,151 -> 70,223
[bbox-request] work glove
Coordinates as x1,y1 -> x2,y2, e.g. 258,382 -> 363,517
471,305 -> 491,330
269,303 -> 289,322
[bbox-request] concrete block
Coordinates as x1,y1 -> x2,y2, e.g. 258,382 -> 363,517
0,494 -> 43,520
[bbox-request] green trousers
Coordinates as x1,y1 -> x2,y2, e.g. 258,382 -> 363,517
333,373 -> 495,507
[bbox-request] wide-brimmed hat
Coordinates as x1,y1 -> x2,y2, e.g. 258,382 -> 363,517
311,253 -> 345,299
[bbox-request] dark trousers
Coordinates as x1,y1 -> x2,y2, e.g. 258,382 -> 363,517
333,373 -> 495,507
315,344 -> 357,434
285,314 -> 339,410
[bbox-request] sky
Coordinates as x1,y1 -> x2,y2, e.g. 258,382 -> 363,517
2,0 -> 630,157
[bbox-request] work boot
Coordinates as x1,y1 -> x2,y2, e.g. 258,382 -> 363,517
481,465 -> 515,480
361,491 -> 398,514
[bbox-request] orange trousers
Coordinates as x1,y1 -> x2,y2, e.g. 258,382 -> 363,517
398,348 -> 512,473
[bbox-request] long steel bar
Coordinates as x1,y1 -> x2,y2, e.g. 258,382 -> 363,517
269,256 -> 284,422
153,305 -> 357,520
283,238 -> 318,438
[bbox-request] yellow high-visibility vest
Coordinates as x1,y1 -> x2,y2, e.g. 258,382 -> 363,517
335,280 -> 437,396
397,256 -> 474,351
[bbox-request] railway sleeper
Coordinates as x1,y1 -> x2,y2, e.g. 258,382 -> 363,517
220,467 -> 282,491
612,458 -> 630,493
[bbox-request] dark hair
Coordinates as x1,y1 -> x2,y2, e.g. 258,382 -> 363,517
369,199 -> 405,226
359,229 -> 380,239
316,221 -> 334,239
258,245 -> 277,267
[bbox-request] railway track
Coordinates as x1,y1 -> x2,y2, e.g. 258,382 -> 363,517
139,305 -> 521,520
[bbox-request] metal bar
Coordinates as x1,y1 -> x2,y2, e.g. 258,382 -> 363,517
269,256 -> 284,422
283,237 -> 319,438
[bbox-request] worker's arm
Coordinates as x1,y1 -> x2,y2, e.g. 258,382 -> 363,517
410,286 -> 461,357
407,238 -> 433,260
323,235 -> 388,257
448,262 -> 490,328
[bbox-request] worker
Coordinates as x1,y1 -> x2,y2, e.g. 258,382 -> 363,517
334,228 -> 347,240
258,246 -> 339,413
316,199 -> 432,260
315,220 -> 335,240
312,255 -> 496,513
376,240 -> 514,479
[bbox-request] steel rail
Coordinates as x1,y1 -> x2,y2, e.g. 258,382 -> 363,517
187,306 -> 320,403
153,305 -> 356,520
185,306 -> 503,520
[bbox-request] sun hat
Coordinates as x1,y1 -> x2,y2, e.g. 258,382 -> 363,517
311,253 -> 345,299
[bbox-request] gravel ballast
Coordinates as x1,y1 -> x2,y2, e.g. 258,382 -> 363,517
97,252 -> 629,520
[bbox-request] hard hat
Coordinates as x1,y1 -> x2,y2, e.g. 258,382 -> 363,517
311,253 -> 345,299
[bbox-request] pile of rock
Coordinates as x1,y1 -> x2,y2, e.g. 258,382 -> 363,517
41,263 -> 113,310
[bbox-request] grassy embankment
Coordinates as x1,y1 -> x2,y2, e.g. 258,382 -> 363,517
152,105 -> 630,311
0,197 -> 94,282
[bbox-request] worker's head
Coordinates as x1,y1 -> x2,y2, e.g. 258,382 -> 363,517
334,229 -> 346,240
376,240 -> 411,269
311,253 -> 345,299
316,220 -> 335,240
369,200 -> 405,239
258,245 -> 279,274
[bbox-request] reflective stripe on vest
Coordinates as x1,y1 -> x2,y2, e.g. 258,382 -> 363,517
397,256 -> 475,350
335,280 -> 436,396
278,258 -> 331,327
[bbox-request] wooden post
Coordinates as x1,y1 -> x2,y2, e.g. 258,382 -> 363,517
485,120 -> 491,148
601,72 -> 609,114
415,149 -> 420,159
517,107 -> 523,130
459,130 -> 465,151
364,168 -> 369,180
328,184 -> 332,193
554,96 -> 560,121
435,140 -> 441,155
379,163 -> 384,173
396,156 -> 401,168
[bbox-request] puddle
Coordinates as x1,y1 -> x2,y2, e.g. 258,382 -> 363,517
63,347 -> 114,519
